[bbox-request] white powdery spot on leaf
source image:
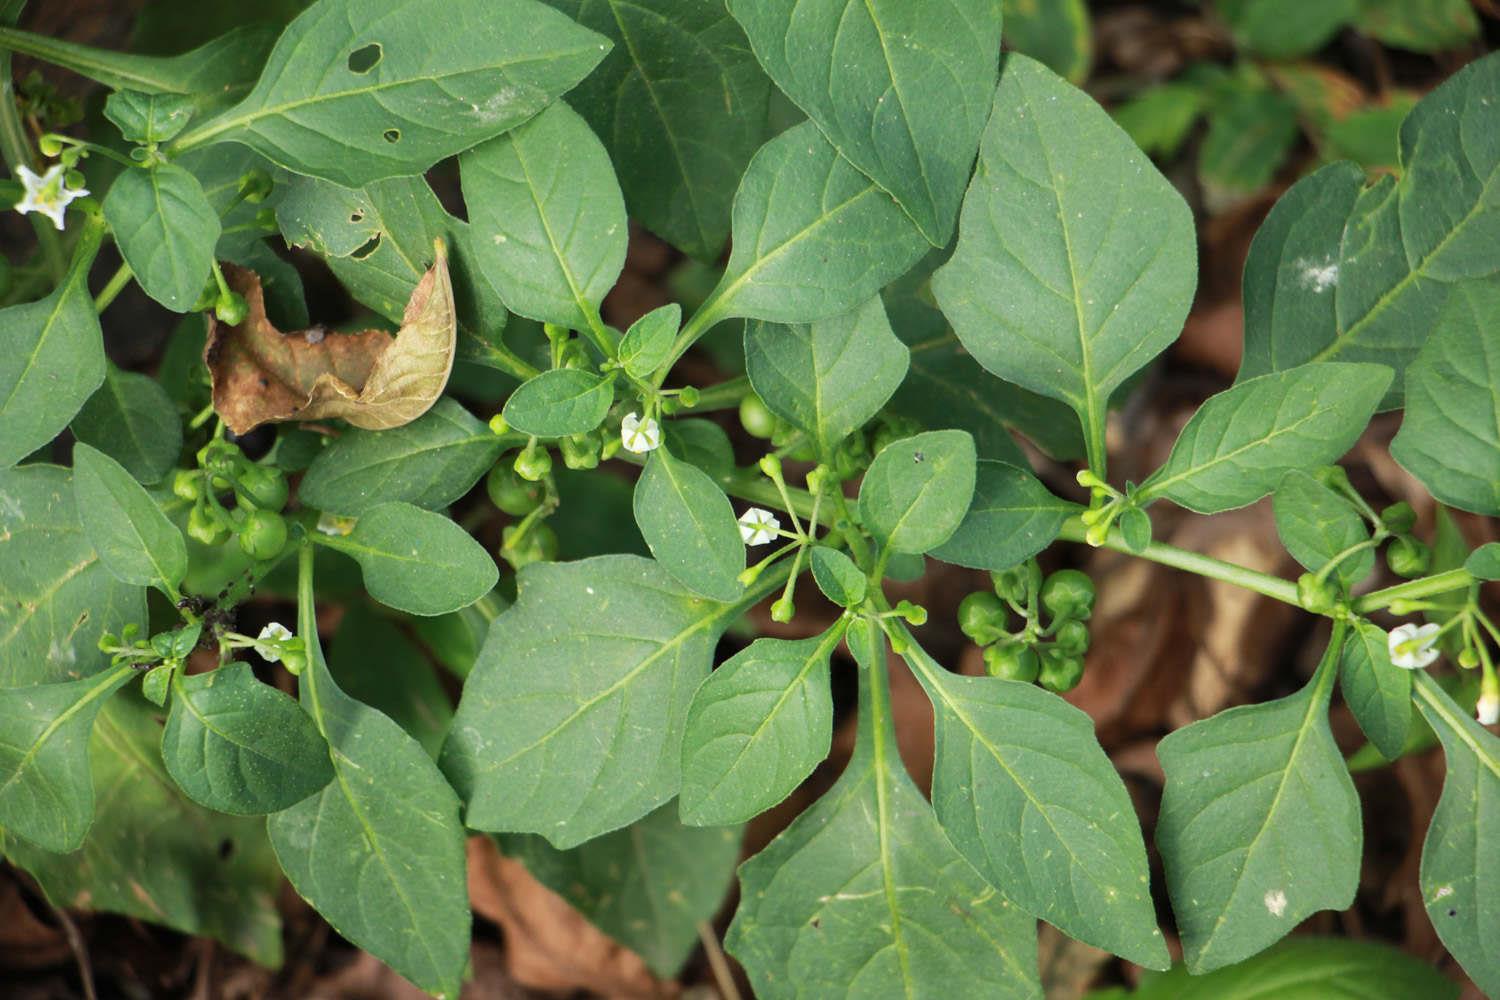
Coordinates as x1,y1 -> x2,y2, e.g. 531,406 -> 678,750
1295,256 -> 1339,294
1263,889 -> 1288,917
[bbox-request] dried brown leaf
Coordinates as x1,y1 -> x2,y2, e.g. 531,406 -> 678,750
205,240 -> 454,435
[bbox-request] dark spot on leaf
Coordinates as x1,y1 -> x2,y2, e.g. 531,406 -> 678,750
810,917 -> 821,929
913,451 -> 924,463
349,210 -> 364,224
218,838 -> 235,860
383,128 -> 401,143
351,233 -> 382,260
1448,908 -> 1458,917
347,43 -> 382,74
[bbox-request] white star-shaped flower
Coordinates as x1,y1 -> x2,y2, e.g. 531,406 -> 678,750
14,163 -> 87,231
738,507 -> 780,546
255,621 -> 294,662
1479,690 -> 1498,726
621,412 -> 661,453
1387,622 -> 1441,670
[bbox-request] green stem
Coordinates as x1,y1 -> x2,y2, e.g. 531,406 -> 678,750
93,262 -> 132,313
654,292 -> 728,389
1057,516 -> 1302,607
0,43 -> 66,282
687,375 -> 749,412
1083,392 -> 1108,482
1354,568 -> 1473,613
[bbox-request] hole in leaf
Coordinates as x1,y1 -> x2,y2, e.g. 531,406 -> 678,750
347,43 -> 382,74
351,233 -> 382,260
383,128 -> 401,143
349,210 -> 364,224
218,838 -> 236,860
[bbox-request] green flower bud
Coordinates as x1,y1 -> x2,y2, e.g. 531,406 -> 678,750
215,291 -> 248,326
279,646 -> 308,676
1296,572 -> 1339,614
770,596 -> 795,623
488,413 -> 510,435
1380,502 -> 1416,535
1041,569 -> 1095,622
958,591 -> 1007,645
37,133 -> 63,157
1038,648 -> 1085,693
894,600 -> 927,626
1055,619 -> 1090,656
739,394 -> 776,439
677,386 -> 700,408
1386,536 -> 1431,578
1458,647 -> 1479,669
513,444 -> 552,482
984,642 -> 1040,683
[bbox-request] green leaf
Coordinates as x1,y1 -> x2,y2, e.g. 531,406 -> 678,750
633,448 -> 744,602
1390,283 -> 1500,517
540,0 -> 771,261
809,547 -> 866,608
103,89 -> 196,143
858,429 -> 976,554
160,662 -> 333,815
102,164 -> 221,312
664,418 -> 736,482
1113,82 -> 1205,159
711,121 -> 929,324
679,627 -> 841,826
268,553 -> 470,998
501,802 -> 743,976
1156,643 -> 1361,973
72,443 -> 188,594
0,24 -> 276,113
1119,506 -> 1151,553
905,641 -> 1169,968
0,221 -> 105,469
1238,162 -> 1366,383
618,303 -> 680,380
727,0 -> 1002,245
0,666 -> 130,851
745,296 -> 908,459
933,55 -> 1196,465
298,397 -> 502,516
460,101 -> 626,331
70,366 -> 183,486
727,618 -> 1040,1000
329,603 -> 453,758
501,369 -> 614,439
3,696 -> 285,965
1356,0 -> 1479,52
1138,364 -> 1391,514
326,501 -> 497,616
1338,619 -> 1411,761
1272,469 -> 1373,588
1003,0 -> 1090,82
178,0 -> 611,188
1197,81 -> 1298,212
1466,543 -> 1500,581
931,460 -> 1076,571
1413,674 -> 1500,997
1128,936 -> 1458,1000
0,465 -> 146,687
1216,0 -> 1358,58
442,555 -> 753,848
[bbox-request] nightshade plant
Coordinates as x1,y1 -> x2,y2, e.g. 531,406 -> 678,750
0,1 -> 1497,997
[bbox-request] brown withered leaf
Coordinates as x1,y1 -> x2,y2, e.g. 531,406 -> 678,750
205,239 -> 455,435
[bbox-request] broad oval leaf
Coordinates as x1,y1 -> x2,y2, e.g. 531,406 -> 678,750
745,296 -> 908,459
540,0 -> 771,262
618,303 -> 680,381
0,666 -> 131,851
1338,619 -> 1411,761
1467,543 -> 1500,581
501,368 -> 614,439
1390,284 -> 1500,517
104,90 -> 197,144
904,642 -> 1169,968
679,628 -> 841,826
460,101 -> 626,331
329,603 -> 454,758
0,220 -> 105,469
931,460 -> 1077,571
727,0 -> 1002,245
1138,364 -> 1392,514
633,448 -> 744,602
500,802 -> 743,976
299,398 -> 501,516
0,465 -> 146,687
1413,674 -> 1500,998
1156,647 -> 1361,973
858,429 -> 976,554
1272,469 -> 1373,588
1003,0 -> 1091,82
712,121 -> 929,324
442,555 -> 757,848
1217,0 -> 1357,59
268,556 -> 470,998
809,547 -> 865,608
933,55 -> 1196,463
161,662 -> 334,815
71,366 -> 183,486
103,164 -> 220,312
327,502 -> 497,616
73,443 -> 188,594
727,618 -> 1040,1000
177,0 -> 611,187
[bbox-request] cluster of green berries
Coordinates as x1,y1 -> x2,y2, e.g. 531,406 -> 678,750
739,394 -> 918,481
1295,467 -> 1431,614
958,562 -> 1096,693
173,439 -> 290,561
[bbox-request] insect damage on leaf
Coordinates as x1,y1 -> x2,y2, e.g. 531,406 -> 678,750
205,239 -> 455,434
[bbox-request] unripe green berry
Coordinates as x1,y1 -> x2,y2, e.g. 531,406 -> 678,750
187,504 -> 230,546
1041,569 -> 1095,621
1296,572 -> 1339,614
560,432 -> 600,470
1055,619 -> 1090,656
984,642 -> 1040,683
238,509 -> 287,560
958,591 -> 1007,645
739,394 -> 776,439
770,596 -> 795,623
38,134 -> 63,156
677,386 -> 700,408
215,291 -> 248,325
1380,502 -> 1416,535
172,469 -> 203,501
235,465 -> 289,512
1038,649 -> 1085,693
990,566 -> 1028,604
1386,536 -> 1430,578
487,464 -> 543,515
1459,648 -> 1479,669
513,445 -> 552,483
